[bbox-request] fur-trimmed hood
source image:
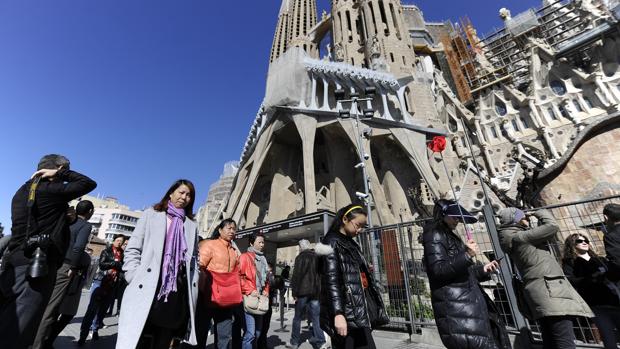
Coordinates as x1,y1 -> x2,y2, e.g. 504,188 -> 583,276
314,242 -> 333,256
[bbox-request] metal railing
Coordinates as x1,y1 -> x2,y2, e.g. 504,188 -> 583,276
357,194 -> 620,347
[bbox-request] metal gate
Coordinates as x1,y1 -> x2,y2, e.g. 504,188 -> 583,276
357,194 -> 620,347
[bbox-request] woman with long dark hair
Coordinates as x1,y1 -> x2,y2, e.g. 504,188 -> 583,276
315,204 -> 388,349
562,233 -> 620,349
116,179 -> 200,349
423,199 -> 509,349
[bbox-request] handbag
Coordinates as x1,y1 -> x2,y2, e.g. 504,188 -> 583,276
243,293 -> 269,315
206,266 -> 242,308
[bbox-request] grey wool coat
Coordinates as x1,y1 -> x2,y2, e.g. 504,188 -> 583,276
116,208 -> 200,349
498,209 -> 593,320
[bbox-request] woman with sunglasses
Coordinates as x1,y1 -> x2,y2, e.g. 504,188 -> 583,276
562,234 -> 620,349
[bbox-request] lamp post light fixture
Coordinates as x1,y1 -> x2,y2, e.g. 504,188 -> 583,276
335,85 -> 381,282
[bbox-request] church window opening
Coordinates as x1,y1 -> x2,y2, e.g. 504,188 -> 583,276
361,9 -> 369,39
368,2 -> 378,35
490,126 -> 499,138
378,0 -> 389,36
519,116 -> 529,128
356,18 -> 363,43
346,11 -> 353,42
402,56 -> 406,65
583,97 -> 593,109
389,4 -> 400,37
547,107 -> 558,120
558,105 -> 570,118
338,13 -> 344,42
495,100 -> 507,116
404,87 -> 412,113
572,99 -> 583,112
550,80 -> 567,96
390,52 -> 394,62
511,119 -> 519,131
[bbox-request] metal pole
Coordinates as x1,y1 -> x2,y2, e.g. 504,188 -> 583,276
351,97 -> 381,283
459,118 -> 529,331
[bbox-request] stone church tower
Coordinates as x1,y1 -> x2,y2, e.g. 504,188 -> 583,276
221,0 -> 620,231
269,0 -> 318,63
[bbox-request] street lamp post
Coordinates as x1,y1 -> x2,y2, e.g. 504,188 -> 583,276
335,86 -> 381,282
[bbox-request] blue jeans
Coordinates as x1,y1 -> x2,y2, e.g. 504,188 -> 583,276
242,312 -> 263,349
291,297 -> 325,347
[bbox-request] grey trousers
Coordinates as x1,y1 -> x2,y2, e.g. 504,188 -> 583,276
32,263 -> 73,349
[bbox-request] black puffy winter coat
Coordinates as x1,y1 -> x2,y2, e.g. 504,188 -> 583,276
290,249 -> 320,299
423,221 -> 503,349
316,230 -> 388,337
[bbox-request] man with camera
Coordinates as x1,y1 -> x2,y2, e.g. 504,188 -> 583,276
0,154 -> 97,349
33,200 -> 95,349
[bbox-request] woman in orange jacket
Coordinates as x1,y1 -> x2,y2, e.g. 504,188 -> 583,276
239,233 -> 270,349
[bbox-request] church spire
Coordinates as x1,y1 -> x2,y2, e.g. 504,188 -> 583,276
269,0 -> 318,64
269,0 -> 292,63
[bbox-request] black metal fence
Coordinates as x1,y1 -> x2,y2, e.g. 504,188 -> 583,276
358,194 -> 620,347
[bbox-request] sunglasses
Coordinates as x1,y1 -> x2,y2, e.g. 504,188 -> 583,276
575,238 -> 589,244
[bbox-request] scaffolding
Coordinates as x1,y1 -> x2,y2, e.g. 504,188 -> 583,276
440,0 -> 616,102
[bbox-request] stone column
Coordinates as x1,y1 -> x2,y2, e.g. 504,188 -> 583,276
309,74 -> 318,109
292,113 -> 318,213
321,78 -> 330,111
380,88 -> 394,120
397,86 -> 413,123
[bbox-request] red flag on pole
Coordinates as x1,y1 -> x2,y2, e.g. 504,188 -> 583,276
427,136 -> 447,153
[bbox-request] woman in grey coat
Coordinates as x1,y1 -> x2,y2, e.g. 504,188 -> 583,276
498,208 -> 593,349
117,180 -> 200,349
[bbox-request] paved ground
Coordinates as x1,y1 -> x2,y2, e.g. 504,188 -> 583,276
54,290 -> 444,348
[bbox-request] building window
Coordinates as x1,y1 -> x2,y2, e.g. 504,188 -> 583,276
584,97 -> 594,109
495,100 -> 507,116
520,116 -> 529,128
378,0 -> 389,36
368,2 -> 378,35
550,80 -> 567,96
490,126 -> 498,138
390,53 -> 394,62
558,105 -> 570,118
572,99 -> 583,112
511,119 -> 519,131
547,107 -> 558,120
389,3 -> 400,37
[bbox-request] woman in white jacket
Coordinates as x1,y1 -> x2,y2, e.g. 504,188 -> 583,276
116,179 -> 200,349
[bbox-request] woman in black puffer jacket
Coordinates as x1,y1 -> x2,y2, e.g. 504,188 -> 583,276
423,200 -> 510,349
315,204 -> 388,349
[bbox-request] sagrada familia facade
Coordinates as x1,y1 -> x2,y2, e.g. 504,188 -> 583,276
207,0 -> 620,232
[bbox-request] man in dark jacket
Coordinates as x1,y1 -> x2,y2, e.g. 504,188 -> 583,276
78,234 -> 125,345
33,200 -> 94,349
603,203 -> 620,279
289,239 -> 326,349
0,154 -> 96,349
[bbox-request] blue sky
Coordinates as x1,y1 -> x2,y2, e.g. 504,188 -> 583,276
0,0 -> 540,231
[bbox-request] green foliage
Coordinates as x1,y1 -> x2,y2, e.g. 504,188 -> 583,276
385,300 -> 434,321
409,276 -> 429,297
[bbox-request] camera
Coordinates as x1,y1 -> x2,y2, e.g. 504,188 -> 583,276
25,234 -> 50,279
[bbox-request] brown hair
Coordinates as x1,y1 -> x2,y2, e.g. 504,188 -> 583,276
153,179 -> 196,219
562,233 -> 599,263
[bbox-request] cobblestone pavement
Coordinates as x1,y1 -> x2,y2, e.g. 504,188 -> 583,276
53,290 -> 444,348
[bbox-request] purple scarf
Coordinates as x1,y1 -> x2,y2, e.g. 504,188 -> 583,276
157,202 -> 188,302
